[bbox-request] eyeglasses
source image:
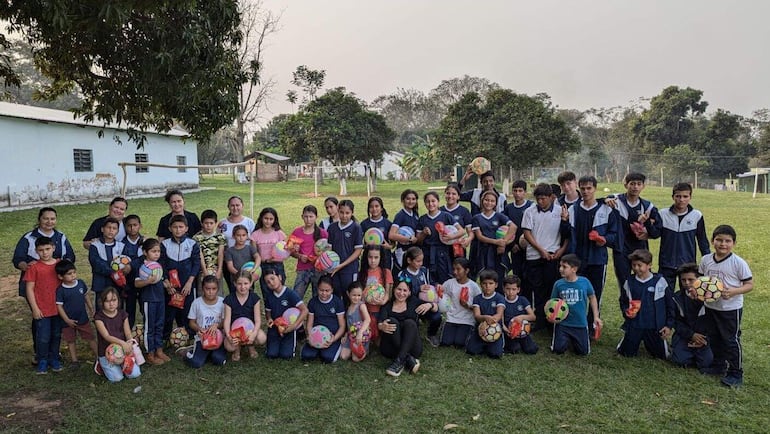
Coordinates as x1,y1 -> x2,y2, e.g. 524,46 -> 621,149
398,275 -> 412,284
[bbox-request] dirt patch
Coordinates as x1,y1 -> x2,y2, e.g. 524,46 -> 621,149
0,392 -> 63,432
0,275 -> 18,299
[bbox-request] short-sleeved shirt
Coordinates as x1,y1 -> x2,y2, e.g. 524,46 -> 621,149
699,252 -> 752,311
442,278 -> 481,326
189,296 -> 224,341
307,295 -> 345,334
225,244 -> 259,273
56,279 -> 90,324
503,295 -> 532,325
472,292 -> 506,320
391,209 -> 419,249
156,210 -> 202,240
224,292 -> 261,323
521,202 -> 564,260
194,231 -> 227,273
551,277 -> 595,328
264,286 -> 304,319
23,260 -> 60,317
219,217 -> 256,248
251,229 -> 287,262
441,204 -> 473,229
94,309 -> 128,357
327,221 -> 363,274
290,226 -> 329,271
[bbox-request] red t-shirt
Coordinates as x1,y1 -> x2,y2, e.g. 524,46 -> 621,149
24,260 -> 61,317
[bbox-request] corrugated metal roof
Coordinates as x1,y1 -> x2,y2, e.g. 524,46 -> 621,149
737,168 -> 770,178
244,150 -> 291,161
0,101 -> 189,137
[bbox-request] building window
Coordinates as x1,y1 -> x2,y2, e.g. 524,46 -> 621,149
177,155 -> 187,173
135,153 -> 148,173
73,149 -> 93,172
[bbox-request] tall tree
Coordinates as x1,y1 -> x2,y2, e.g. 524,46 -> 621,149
371,88 -> 442,148
428,75 -> 500,112
633,86 -> 708,153
286,65 -> 326,108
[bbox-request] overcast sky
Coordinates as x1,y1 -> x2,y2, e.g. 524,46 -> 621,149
258,0 -> 769,123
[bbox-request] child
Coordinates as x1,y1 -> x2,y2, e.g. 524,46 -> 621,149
340,281 -> 372,362
55,260 -> 97,368
251,207 -> 287,299
458,169 -> 507,215
301,276 -> 346,363
465,269 -> 506,358
501,275 -> 538,355
503,180 -> 533,279
161,215 -> 201,339
225,225 -> 261,293
439,257 -> 481,348
658,182 -> 711,289
388,189 -> 420,273
557,171 -> 580,208
670,263 -> 713,371
360,197 -> 393,270
471,190 -> 516,292
122,214 -> 144,328
194,210 -> 226,296
223,271 -> 267,361
441,183 -> 474,257
617,249 -> 674,360
699,225 -> 753,387
25,237 -> 63,373
88,217 -> 128,304
184,275 -> 227,367
290,205 -> 328,298
359,245 -> 393,344
93,288 -> 141,382
398,246 -> 442,347
132,238 -> 169,365
550,254 -> 602,356
327,199 -> 363,299
319,196 -> 339,231
263,270 -> 308,360
418,191 -> 463,284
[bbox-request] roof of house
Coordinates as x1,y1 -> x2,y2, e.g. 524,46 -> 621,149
737,168 -> 770,178
244,150 -> 291,162
0,101 -> 189,137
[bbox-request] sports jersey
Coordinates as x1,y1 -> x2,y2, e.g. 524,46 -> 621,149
472,292 -> 506,320
264,286 -> 304,319
56,279 -> 90,324
503,295 -> 532,326
551,277 -> 595,329
391,209 -> 419,249
24,260 -> 60,317
441,204 -> 473,229
327,220 -> 363,274
307,295 -> 345,334
699,252 -> 752,311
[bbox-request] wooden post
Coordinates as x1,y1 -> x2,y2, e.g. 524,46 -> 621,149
249,159 -> 256,219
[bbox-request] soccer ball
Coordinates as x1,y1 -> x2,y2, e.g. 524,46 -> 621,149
695,276 -> 723,303
231,317 -> 255,333
314,238 -> 332,256
282,307 -> 301,325
469,156 -> 491,175
544,298 -> 569,323
272,241 -> 291,261
495,226 -> 508,239
364,283 -> 386,305
397,226 -> 415,239
241,261 -> 262,279
364,228 -> 385,245
315,251 -> 340,273
111,255 -> 131,271
418,285 -> 438,302
509,319 -> 531,338
131,324 -> 144,349
348,321 -> 371,343
139,261 -> 163,280
105,343 -> 125,365
169,327 -> 189,348
309,325 -> 332,349
437,292 -> 453,313
478,321 -> 503,342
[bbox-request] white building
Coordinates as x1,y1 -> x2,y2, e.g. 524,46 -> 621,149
0,101 -> 198,208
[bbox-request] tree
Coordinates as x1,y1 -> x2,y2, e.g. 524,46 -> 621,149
280,87 -> 395,195
751,109 -> 770,166
428,75 -> 500,112
1,1 -> 245,147
696,109 -> 752,178
633,86 -> 708,153
371,88 -> 442,148
252,113 -> 291,155
286,65 -> 326,108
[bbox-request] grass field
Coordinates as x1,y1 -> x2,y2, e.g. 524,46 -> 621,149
1,177 -> 769,432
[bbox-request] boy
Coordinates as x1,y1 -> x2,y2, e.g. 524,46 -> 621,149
161,215 -> 201,340
24,237 -> 63,374
658,182 -> 710,289
458,169 -> 507,215
503,180 -> 533,278
616,249 -> 674,360
568,175 -> 620,333
670,263 -> 713,371
699,225 -> 753,387
550,254 -> 601,356
501,275 -> 538,355
88,217 -> 127,304
521,183 -> 571,330
193,210 -> 226,296
55,259 -> 97,368
557,171 -> 580,208
184,275 -> 227,368
465,270 -> 506,358
122,214 -> 144,328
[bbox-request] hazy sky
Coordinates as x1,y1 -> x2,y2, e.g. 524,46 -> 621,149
258,0 -> 769,122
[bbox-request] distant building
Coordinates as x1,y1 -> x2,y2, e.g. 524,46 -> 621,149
737,168 -> 770,194
0,101 -> 198,208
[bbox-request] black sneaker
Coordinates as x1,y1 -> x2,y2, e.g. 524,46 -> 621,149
720,375 -> 743,388
426,335 -> 440,348
405,355 -> 420,374
386,358 -> 404,377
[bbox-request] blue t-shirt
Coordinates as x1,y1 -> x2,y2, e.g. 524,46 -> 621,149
503,295 -> 531,325
360,217 -> 393,244
417,211 -> 456,247
551,277 -> 595,328
391,209 -> 419,249
224,291 -> 261,323
441,204 -> 473,229
307,295 -> 345,334
55,279 -> 90,324
327,221 -> 363,274
472,292 -> 506,322
264,286 -> 304,319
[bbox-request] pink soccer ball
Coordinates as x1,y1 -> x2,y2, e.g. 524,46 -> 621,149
282,307 -> 301,325
308,325 -> 332,349
105,343 -> 125,365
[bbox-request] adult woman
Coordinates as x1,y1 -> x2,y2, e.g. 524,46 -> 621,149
156,189 -> 201,241
378,280 -> 437,377
13,207 -> 76,360
82,197 -> 128,249
218,196 -> 255,248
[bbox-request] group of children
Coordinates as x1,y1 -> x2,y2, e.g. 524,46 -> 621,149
18,167 -> 753,387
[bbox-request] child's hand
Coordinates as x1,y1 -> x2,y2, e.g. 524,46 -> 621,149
299,254 -> 308,263
65,318 -> 77,328
181,282 -> 192,296
594,317 -> 603,329
690,333 -> 707,347
659,326 -> 671,339
721,287 -> 734,300
31,307 -> 43,320
485,316 -> 497,325
380,319 -> 397,334
356,333 -> 364,346
121,341 -> 133,354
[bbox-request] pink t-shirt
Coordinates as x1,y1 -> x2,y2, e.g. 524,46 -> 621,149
290,226 -> 328,271
250,229 -> 286,262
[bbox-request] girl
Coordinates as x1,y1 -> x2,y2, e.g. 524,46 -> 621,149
300,276 -> 346,363
442,183 -> 474,256
224,225 -> 260,292
185,275 -> 227,367
358,245 -> 393,343
223,271 -> 267,361
418,191 -> 464,284
397,246 -> 442,347
263,270 -> 308,360
290,205 -> 328,299
327,200 -> 363,300
360,197 -> 393,270
319,196 -> 339,231
251,208 -> 287,300
93,288 -> 141,382
388,189 -> 419,273
471,190 -> 516,293
340,281 -> 371,362
133,238 -> 169,365
378,280 -> 437,376
439,257 -> 481,348
219,196 -> 256,248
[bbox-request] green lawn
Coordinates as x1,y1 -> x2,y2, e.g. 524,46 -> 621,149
1,177 -> 769,432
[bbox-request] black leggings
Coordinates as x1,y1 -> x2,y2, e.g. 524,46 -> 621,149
379,318 -> 423,360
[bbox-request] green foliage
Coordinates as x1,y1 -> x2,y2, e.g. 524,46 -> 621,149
633,85 -> 708,153
1,0 -> 245,147
288,65 -> 326,107
251,113 -> 291,155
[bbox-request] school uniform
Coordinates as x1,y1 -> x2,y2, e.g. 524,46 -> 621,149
466,292 -> 506,358
161,235 -> 201,338
264,287 -> 304,359
417,211 -> 456,284
658,205 -> 710,288
439,278 -> 481,348
503,200 -> 533,279
391,209 -> 419,272
121,235 -> 144,328
186,296 -> 226,368
616,273 -> 674,359
13,228 -> 75,296
89,238 -> 126,297
610,194 -> 661,291
131,256 -> 165,354
441,204 -> 472,259
398,267 -> 442,338
671,289 -> 713,369
471,211 -> 512,292
503,295 -> 538,354
360,216 -> 393,270
301,295 -> 345,363
327,221 -> 363,299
